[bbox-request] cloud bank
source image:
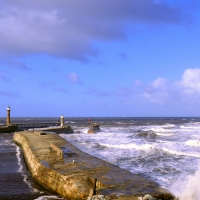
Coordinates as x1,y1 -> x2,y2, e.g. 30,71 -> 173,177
88,68 -> 200,109
134,68 -> 200,106
0,0 -> 194,61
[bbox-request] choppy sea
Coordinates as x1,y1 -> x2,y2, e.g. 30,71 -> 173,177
1,117 -> 200,200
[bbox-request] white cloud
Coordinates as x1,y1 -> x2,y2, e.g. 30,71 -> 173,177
142,78 -> 170,105
143,91 -> 168,105
151,77 -> 169,90
111,68 -> 200,107
178,68 -> 200,94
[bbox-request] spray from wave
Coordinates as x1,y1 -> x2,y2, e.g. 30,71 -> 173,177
171,162 -> 200,200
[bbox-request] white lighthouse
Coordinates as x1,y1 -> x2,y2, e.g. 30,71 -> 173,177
7,106 -> 11,126
60,114 -> 65,127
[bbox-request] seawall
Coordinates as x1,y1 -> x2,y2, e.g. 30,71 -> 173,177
0,125 -> 18,133
35,126 -> 74,134
13,131 -> 174,200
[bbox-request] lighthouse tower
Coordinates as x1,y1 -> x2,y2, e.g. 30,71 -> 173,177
7,106 -> 11,126
60,114 -> 65,127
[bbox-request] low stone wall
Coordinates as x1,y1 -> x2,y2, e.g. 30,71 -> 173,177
50,142 -> 64,157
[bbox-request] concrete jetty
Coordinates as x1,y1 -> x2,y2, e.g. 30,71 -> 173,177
13,130 -> 174,200
34,126 -> 74,134
0,124 -> 18,133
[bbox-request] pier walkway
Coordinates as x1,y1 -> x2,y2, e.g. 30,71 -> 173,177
13,131 -> 173,200
16,122 -> 60,130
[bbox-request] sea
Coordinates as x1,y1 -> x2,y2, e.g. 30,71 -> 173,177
0,117 -> 200,200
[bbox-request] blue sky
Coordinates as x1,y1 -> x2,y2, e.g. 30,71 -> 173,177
1,0 -> 200,117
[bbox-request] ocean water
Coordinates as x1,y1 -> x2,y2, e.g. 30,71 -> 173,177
60,117 -> 200,200
1,117 -> 200,200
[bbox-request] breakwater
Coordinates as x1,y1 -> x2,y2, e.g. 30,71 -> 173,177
0,125 -> 18,133
13,130 -> 174,200
16,122 -> 60,130
38,126 -> 74,134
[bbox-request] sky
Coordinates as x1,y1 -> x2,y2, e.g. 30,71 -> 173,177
1,0 -> 200,117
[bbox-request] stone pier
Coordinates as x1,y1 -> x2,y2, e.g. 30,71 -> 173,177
13,131 -> 174,200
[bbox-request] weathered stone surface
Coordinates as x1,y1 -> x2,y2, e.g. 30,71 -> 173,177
13,131 -> 174,200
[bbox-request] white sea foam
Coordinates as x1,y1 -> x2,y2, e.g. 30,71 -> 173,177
162,147 -> 200,158
171,163 -> 200,200
65,121 -> 76,124
102,142 -> 153,150
82,128 -> 89,134
115,122 -> 128,125
16,146 -> 35,191
0,139 -> 15,147
185,140 -> 200,147
16,146 -> 23,173
60,120 -> 200,193
164,123 -> 175,128
156,132 -> 174,136
142,126 -> 176,134
180,123 -> 200,131
152,128 -> 175,133
34,196 -> 65,200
